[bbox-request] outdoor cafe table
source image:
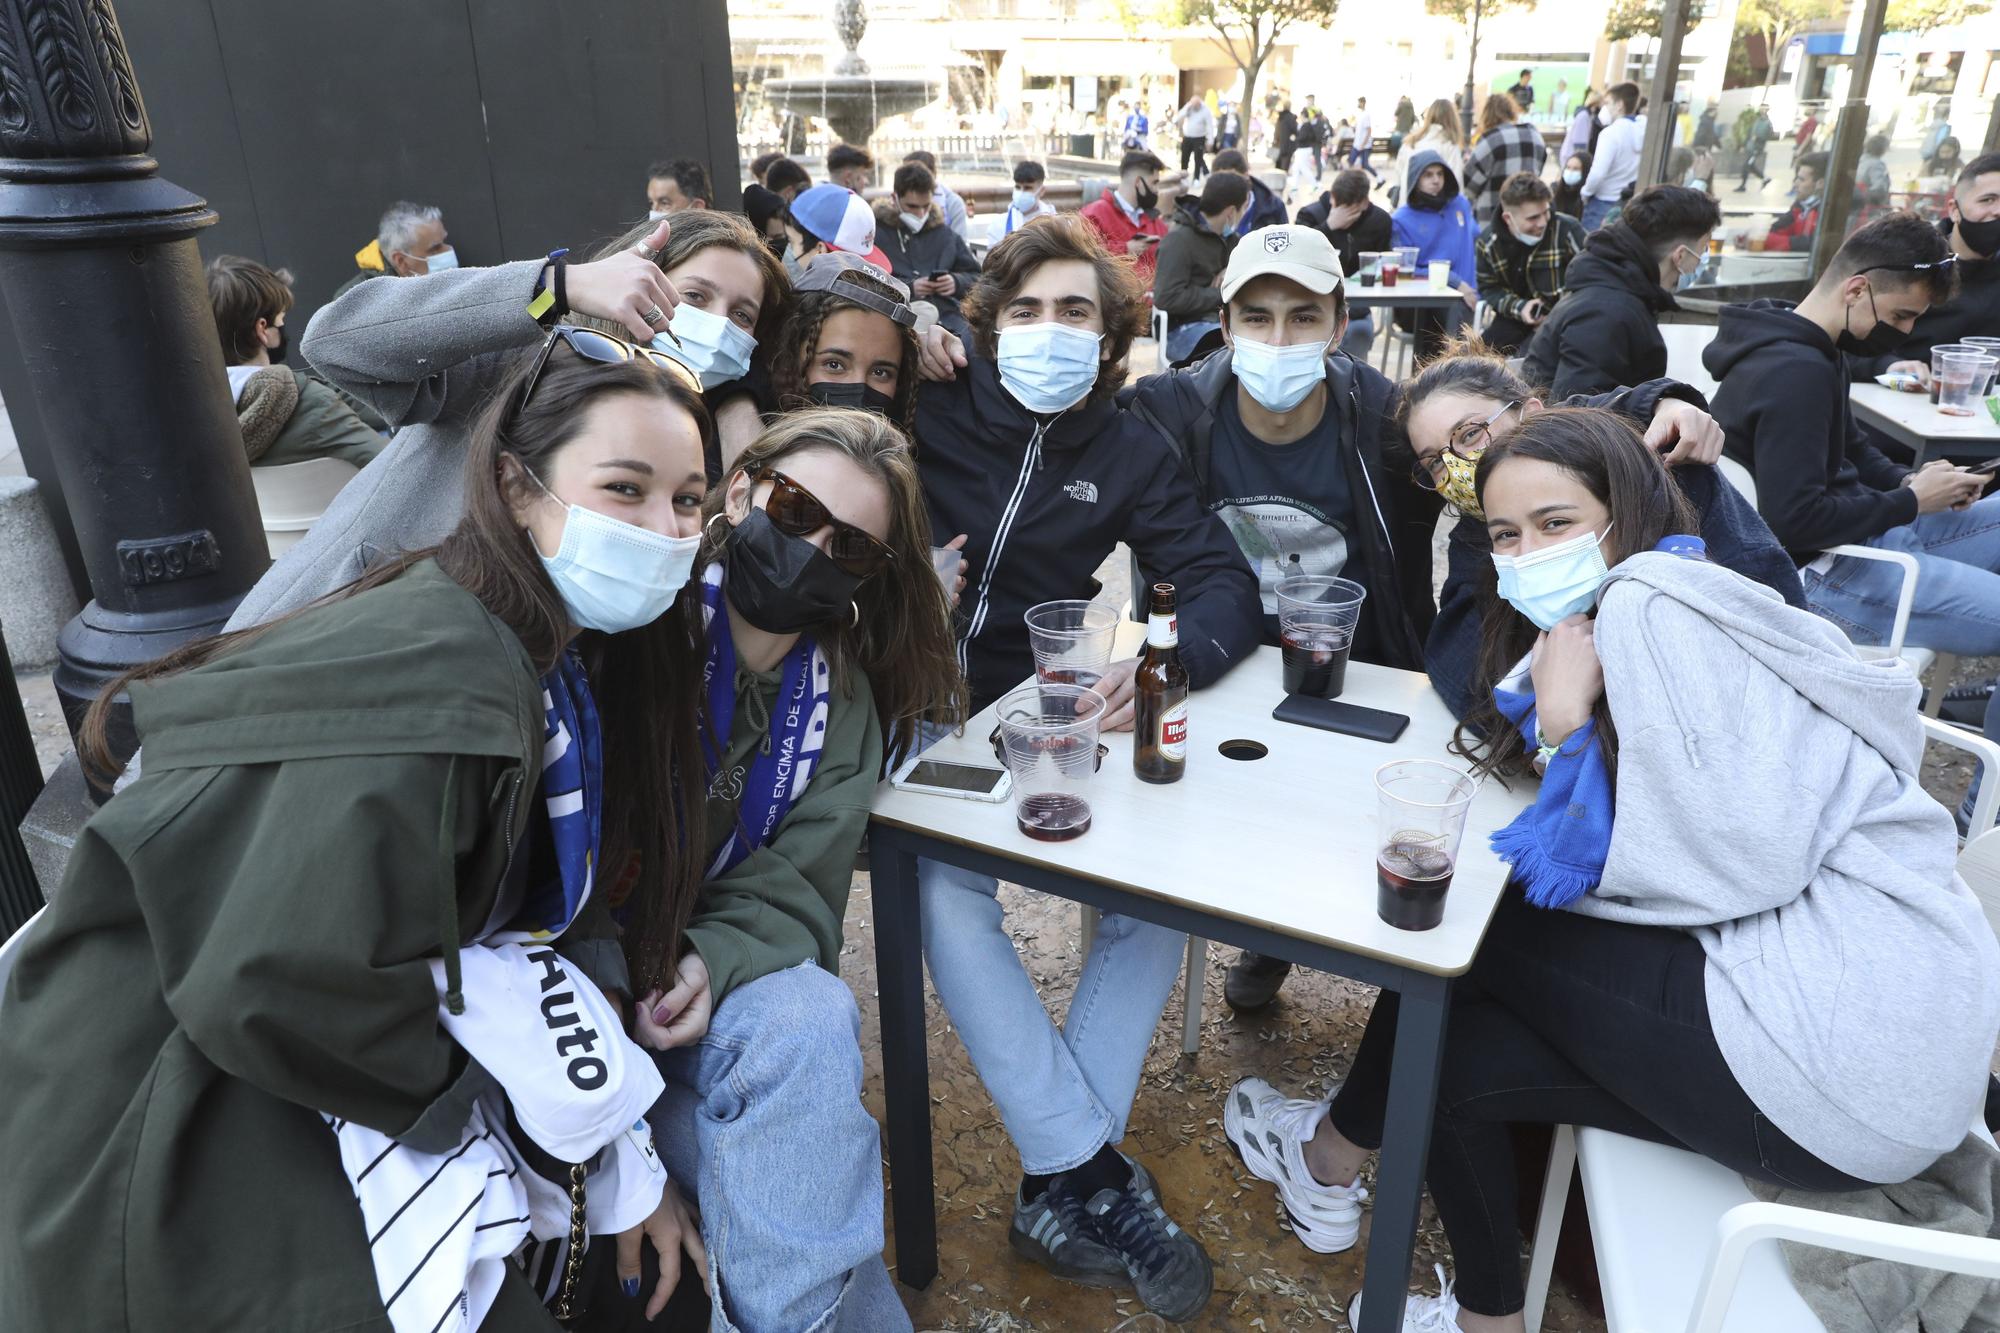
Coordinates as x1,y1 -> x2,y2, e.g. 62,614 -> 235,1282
1346,287 -> 1471,374
866,642 -> 1534,1332
1851,381 -> 2000,467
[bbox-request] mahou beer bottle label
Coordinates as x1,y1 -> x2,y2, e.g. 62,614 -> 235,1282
1147,609 -> 1178,648
1158,699 -> 1189,759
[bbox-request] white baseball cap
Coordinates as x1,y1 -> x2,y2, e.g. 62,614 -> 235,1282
1220,224 -> 1344,303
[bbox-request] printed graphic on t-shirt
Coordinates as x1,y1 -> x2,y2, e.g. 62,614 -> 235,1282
1214,497 -> 1350,615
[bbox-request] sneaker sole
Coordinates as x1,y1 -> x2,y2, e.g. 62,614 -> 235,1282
1006,1226 -> 1131,1290
1223,1093 -> 1362,1255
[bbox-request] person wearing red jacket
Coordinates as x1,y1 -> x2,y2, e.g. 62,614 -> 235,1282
1765,152 -> 1827,253
1080,149 -> 1170,285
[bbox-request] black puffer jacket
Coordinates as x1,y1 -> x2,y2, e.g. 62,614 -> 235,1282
1520,223 -> 1677,398
915,354 -> 1262,711
1153,198 -> 1235,326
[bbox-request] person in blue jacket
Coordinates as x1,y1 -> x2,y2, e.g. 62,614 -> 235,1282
1391,150 -> 1480,362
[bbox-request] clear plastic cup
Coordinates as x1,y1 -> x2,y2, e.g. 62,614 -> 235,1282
996,682 -> 1106,843
1937,351 -> 1986,417
1023,599 -> 1120,692
1397,244 -> 1420,275
1276,575 -> 1367,699
929,545 -> 963,601
1380,259 -> 1400,288
1931,343 -> 1979,403
1962,337 -> 2000,393
1427,259 -> 1451,291
1374,759 -> 1480,931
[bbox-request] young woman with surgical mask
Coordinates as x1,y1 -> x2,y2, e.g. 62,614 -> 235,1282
1233,407 -> 1999,1333
0,345 -> 718,1331
628,408 -> 963,1333
1552,149 -> 1591,220
1402,343 -> 1801,722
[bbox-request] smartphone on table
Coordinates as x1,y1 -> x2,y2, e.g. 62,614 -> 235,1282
889,752 -> 1013,803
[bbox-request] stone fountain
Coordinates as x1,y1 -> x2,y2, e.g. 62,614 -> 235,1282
763,0 -> 939,146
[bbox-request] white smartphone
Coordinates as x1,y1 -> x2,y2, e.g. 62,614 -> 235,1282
890,752 -> 1013,803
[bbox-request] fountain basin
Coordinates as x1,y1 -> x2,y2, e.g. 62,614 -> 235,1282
765,74 -> 939,146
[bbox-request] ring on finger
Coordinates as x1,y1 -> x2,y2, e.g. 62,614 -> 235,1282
641,304 -> 667,327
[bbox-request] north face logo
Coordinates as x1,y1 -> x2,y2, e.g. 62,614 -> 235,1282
1064,480 -> 1099,503
1263,232 -> 1291,253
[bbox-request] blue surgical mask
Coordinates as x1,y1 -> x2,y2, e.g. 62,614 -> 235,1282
996,323 -> 1103,414
528,474 -> 702,633
424,246 -> 459,274
1231,336 -> 1330,412
1491,523 -> 1614,631
1011,188 -> 1039,214
648,209 -> 669,221
1562,168 -> 1583,187
652,302 -> 757,390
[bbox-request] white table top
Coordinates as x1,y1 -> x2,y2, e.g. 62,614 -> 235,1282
871,643 -> 1535,978
1346,287 -> 1469,309
1850,382 -> 2000,444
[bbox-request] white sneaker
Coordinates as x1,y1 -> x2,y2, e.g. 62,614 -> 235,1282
1347,1264 -> 1466,1332
1222,1076 -> 1367,1254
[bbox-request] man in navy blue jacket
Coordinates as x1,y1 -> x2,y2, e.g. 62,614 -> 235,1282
909,216 -> 1258,1325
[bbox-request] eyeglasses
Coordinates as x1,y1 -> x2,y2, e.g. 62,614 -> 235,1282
754,467 -> 898,578
516,324 -> 701,416
1410,400 -> 1519,491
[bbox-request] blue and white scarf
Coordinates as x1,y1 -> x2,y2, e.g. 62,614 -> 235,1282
491,649 -> 603,942
700,562 -> 832,878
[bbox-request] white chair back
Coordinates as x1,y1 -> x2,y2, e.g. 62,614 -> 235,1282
0,906 -> 46,1011
251,458 -> 359,556
1960,829 -> 2000,939
1716,453 -> 1757,506
1662,323 -> 1721,401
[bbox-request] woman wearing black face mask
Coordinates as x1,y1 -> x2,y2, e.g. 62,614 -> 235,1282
767,254 -> 924,448
626,408 -> 964,1333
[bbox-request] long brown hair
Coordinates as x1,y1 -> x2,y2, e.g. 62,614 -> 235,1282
1452,407 -> 1698,785
767,267 -> 922,442
82,344 -> 714,994
700,408 -> 968,764
1417,98 -> 1466,149
577,211 -> 791,350
1476,92 -> 1520,139
963,214 -> 1145,405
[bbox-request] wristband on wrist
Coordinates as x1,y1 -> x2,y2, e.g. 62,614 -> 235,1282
528,247 -> 571,325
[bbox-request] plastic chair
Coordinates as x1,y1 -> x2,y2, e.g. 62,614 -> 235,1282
1716,456 -> 1954,716
1522,735 -> 2000,1332
1660,322 -> 1721,402
250,457 -> 360,556
0,906 -> 45,1013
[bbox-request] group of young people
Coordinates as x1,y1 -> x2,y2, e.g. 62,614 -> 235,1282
2,146 -> 1997,1333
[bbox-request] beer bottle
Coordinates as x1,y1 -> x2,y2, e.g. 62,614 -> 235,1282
1133,582 -> 1189,785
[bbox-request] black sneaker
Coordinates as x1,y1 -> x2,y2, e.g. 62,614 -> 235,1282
1224,950 -> 1294,1012
1056,1156 -> 1214,1323
1008,1183 -> 1128,1288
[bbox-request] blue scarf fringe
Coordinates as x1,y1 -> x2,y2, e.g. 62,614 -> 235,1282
1489,687 -> 1612,910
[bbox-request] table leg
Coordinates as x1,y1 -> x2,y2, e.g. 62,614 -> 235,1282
1911,440 -> 1930,469
1355,974 -> 1452,1333
1378,308 -> 1395,374
869,827 -> 938,1289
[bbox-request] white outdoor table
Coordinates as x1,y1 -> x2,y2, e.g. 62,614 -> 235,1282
1850,381 -> 2000,467
1345,286 -> 1468,374
867,643 -> 1534,1332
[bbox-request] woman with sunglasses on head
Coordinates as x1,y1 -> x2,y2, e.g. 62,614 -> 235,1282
1401,341 -> 1803,722
624,408 -> 964,1333
1230,407 -> 2000,1333
233,213 -> 785,629
0,344 -> 718,1331
765,253 -> 922,444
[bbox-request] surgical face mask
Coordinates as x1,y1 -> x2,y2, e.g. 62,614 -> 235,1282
807,380 -> 897,417
1491,522 -> 1614,631
652,302 -> 757,389
1671,246 -> 1702,292
423,246 -> 459,274
1011,188 -> 1039,214
996,323 -> 1103,414
1508,221 -> 1546,247
900,210 -> 926,233
1598,105 -> 1617,126
1231,335 -> 1329,412
723,509 -> 865,635
783,247 -> 807,282
1562,168 -> 1584,187
1956,214 -> 2000,258
526,471 -> 701,634
1435,450 -> 1481,515
648,209 -> 668,221
1837,281 -> 1905,357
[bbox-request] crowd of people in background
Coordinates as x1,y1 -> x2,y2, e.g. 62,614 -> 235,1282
9,59 -> 2000,1333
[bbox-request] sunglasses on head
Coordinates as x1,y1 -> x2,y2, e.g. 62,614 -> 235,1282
1855,255 -> 1959,278
516,324 -> 701,415
754,466 -> 898,578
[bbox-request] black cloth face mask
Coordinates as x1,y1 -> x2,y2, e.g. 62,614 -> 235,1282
1408,188 -> 1444,212
1837,282 -> 1905,357
1134,180 -> 1159,213
806,380 -> 897,417
266,324 -> 289,364
1956,215 -> 2000,259
724,508 -> 865,635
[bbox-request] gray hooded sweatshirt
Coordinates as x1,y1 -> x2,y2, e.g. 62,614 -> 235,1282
1585,552 -> 1999,1184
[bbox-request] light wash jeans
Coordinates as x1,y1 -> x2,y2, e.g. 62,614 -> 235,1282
1802,493 -> 2000,829
1581,195 -> 1617,232
648,962 -> 909,1333
914,733 -> 1187,1175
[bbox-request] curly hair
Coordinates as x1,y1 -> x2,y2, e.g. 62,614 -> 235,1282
767,268 -> 922,442
962,214 -> 1145,405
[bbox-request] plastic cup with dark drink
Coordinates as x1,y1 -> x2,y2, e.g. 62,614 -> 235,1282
1025,599 -> 1120,694
1276,575 -> 1367,699
997,682 -> 1106,842
1373,759 -> 1479,931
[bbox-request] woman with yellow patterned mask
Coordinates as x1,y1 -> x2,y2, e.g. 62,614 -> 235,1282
1403,339 -> 1804,723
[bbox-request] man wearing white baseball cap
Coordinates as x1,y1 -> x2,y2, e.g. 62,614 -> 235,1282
783,182 -> 893,275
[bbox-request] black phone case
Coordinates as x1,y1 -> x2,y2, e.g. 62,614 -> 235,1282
1271,693 -> 1411,743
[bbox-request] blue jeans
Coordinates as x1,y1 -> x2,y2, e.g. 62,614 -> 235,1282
1166,318 -> 1221,363
915,731 -> 1187,1174
1341,312 -> 1375,361
1581,195 -> 1617,231
649,962 -> 908,1333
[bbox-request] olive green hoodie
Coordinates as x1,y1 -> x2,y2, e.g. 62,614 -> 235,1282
0,562 -> 596,1332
